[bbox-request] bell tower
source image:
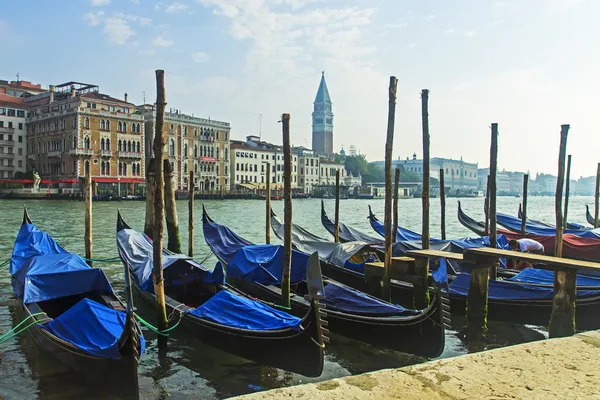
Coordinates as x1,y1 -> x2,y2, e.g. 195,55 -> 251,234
311,72 -> 334,155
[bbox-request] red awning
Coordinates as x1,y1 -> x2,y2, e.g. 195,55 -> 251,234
93,177 -> 145,184
0,179 -> 34,184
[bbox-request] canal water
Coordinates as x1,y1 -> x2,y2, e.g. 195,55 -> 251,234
0,196 -> 595,399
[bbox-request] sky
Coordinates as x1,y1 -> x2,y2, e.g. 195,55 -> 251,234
1,0 -> 598,178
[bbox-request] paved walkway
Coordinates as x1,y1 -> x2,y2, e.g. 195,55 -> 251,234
234,330 -> 600,399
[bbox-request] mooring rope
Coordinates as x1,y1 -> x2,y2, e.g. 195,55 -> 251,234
0,312 -> 51,345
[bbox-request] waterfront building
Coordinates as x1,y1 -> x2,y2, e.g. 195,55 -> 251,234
0,79 -> 47,178
293,146 -> 320,194
141,106 -> 231,192
311,72 -> 334,155
26,82 -> 145,194
230,136 -> 298,190
318,159 -> 346,185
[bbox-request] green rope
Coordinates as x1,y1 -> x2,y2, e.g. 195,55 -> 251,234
0,259 -> 10,268
134,313 -> 183,337
256,298 -> 291,311
0,313 -> 52,345
83,257 -> 122,263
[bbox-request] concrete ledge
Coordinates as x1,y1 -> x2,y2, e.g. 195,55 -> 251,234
234,331 -> 600,399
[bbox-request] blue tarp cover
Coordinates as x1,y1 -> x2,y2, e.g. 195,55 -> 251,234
509,268 -> 600,287
10,223 -> 67,275
449,273 -> 600,300
369,215 -> 444,242
228,245 -> 309,285
117,229 -> 224,293
41,298 -> 145,359
203,217 -> 252,264
321,283 -> 420,316
321,208 -> 380,243
188,290 -> 301,331
497,213 -> 600,238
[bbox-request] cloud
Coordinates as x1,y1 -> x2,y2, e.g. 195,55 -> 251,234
465,30 -> 476,37
192,51 -> 210,63
153,34 -> 175,47
444,28 -> 455,34
91,0 -> 111,6
424,14 -> 436,20
103,17 -> 135,44
83,11 -> 105,26
385,22 -> 407,29
166,2 -> 189,13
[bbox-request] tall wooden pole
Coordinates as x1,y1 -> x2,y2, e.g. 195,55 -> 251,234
549,124 -> 575,338
265,162 -> 271,244
144,159 -> 156,238
421,89 -> 430,250
489,123 -> 498,279
164,159 -> 181,253
439,168 -> 446,240
521,174 -> 529,234
392,168 -> 400,243
595,163 -> 600,228
382,76 -> 398,302
484,175 -> 490,235
84,169 -> 92,267
334,169 -> 340,243
188,170 -> 194,257
281,114 -> 292,308
152,69 -> 169,337
564,155 -> 572,226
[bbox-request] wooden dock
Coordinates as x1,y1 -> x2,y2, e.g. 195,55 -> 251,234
234,330 -> 600,399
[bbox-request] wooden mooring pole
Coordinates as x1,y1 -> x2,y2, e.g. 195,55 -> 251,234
595,163 -> 600,228
382,76 -> 398,302
144,160 -> 156,238
484,175 -> 490,235
281,113 -> 292,308
521,174 -> 528,234
392,168 -> 400,243
439,168 -> 446,240
564,155 -> 572,225
549,124 -> 576,338
164,159 -> 181,253
85,169 -> 92,267
152,69 -> 169,338
188,171 -> 194,257
489,123 -> 498,279
334,169 -> 340,243
414,89 -> 431,309
265,161 -> 271,244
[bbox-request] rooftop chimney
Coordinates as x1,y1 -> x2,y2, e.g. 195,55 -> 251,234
71,86 -> 76,98
124,92 -> 128,103
49,85 -> 55,104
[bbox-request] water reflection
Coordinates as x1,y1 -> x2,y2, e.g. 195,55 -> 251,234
0,197 -> 591,399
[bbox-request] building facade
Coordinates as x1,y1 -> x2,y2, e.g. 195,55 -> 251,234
311,72 -> 334,155
26,82 -> 145,193
318,159 -> 346,185
142,107 -> 231,192
230,136 -> 298,190
293,146 -> 320,194
0,79 -> 47,178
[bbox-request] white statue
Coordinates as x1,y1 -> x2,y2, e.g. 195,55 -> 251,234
33,171 -> 41,192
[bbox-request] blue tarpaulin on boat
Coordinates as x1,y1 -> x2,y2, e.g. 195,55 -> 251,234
321,207 -> 380,243
203,215 -> 253,264
321,283 -> 420,316
227,245 -> 309,285
449,273 -> 600,300
12,253 -> 114,304
497,213 -> 600,238
509,268 -> 600,287
188,290 -> 302,331
117,229 -> 224,293
369,214 -> 444,242
10,223 -> 67,275
41,298 -> 145,359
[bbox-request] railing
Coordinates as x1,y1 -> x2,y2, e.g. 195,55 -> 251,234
48,150 -> 62,158
0,164 -> 15,171
0,127 -> 15,135
0,153 -> 15,159
117,151 -> 142,159
69,148 -> 93,156
28,154 -> 36,160
101,150 -> 112,157
0,139 -> 14,146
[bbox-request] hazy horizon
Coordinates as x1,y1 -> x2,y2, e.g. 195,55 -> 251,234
2,0 -> 598,178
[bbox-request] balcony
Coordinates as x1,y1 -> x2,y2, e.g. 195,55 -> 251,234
0,139 -> 14,146
117,151 -> 142,159
48,150 -> 62,158
0,127 -> 15,135
69,148 -> 93,156
0,152 -> 15,159
28,154 -> 36,161
101,149 -> 112,157
0,164 -> 15,171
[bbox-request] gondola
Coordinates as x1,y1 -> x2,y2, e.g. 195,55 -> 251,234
497,211 -> 600,238
517,203 -> 587,230
202,206 -> 447,358
321,200 -> 381,243
457,200 -> 488,236
10,209 -> 144,400
116,212 -> 325,377
368,205 -> 445,242
587,205 -> 597,227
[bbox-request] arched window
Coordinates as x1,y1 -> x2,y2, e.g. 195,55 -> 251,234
169,139 -> 175,156
127,141 -> 132,152
136,142 -> 140,153
137,123 -> 141,133
101,138 -> 105,150
123,122 -> 127,132
119,162 -> 122,176
85,161 -> 90,174
101,162 -> 105,175
224,148 -> 228,160
194,145 -> 198,157
194,163 -> 198,173
106,138 -> 110,150
118,121 -> 122,132
194,128 -> 197,137
216,165 -> 219,175
84,117 -> 90,128
106,162 -> 110,175
106,120 -> 110,131
216,148 -> 219,160
73,136 -> 77,149
123,163 -> 127,176
184,163 -> 187,173
100,119 -> 105,130
118,140 -> 122,152
211,147 -> 214,157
